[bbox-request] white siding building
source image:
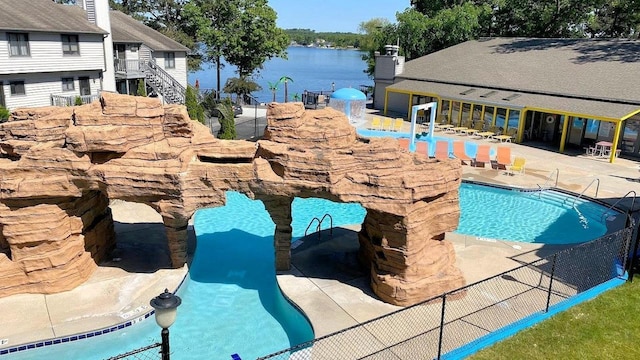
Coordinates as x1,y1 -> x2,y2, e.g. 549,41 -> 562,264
0,0 -> 188,111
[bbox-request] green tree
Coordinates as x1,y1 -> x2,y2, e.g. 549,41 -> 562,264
279,76 -> 293,103
267,81 -> 279,102
223,0 -> 289,79
110,0 -> 202,71
136,79 -> 147,97
216,99 -> 237,140
183,0 -> 239,95
185,85 -> 205,124
74,96 -> 84,106
223,77 -> 261,105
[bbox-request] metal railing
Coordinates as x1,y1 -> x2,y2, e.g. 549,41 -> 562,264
106,343 -> 161,360
114,58 -> 146,74
258,226 -> 633,360
145,61 -> 186,104
601,190 -> 637,222
50,94 -> 99,107
304,213 -> 334,239
566,178 -> 600,207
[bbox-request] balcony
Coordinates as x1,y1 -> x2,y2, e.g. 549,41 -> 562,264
114,59 -> 146,79
50,94 -> 100,107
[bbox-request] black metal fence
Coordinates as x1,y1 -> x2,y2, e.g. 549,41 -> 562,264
106,343 -> 162,360
257,226 -> 633,360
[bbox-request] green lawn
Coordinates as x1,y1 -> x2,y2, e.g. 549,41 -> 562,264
470,278 -> 640,360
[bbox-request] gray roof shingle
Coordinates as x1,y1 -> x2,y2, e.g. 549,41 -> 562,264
399,38 -> 640,105
109,11 -> 189,52
0,0 -> 106,34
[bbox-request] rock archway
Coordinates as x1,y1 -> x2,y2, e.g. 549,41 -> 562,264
0,93 -> 464,306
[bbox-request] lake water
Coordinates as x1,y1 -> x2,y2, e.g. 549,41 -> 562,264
188,46 -> 373,104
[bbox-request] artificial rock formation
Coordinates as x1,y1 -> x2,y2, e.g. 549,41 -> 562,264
0,93 -> 465,306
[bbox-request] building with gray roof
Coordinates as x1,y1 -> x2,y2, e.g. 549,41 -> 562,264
374,38 -> 640,162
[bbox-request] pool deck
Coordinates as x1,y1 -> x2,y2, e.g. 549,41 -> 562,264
2,115 -> 640,356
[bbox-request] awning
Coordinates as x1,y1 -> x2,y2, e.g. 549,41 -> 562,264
387,79 -> 640,121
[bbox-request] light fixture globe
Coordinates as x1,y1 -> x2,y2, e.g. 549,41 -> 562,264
150,289 -> 182,329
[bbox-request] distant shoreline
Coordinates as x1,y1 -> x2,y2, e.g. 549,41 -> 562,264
288,44 -> 362,51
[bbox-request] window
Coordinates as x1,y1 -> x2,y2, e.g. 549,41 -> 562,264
8,33 -> 29,56
62,78 -> 74,91
10,81 -> 25,96
62,34 -> 79,55
164,52 -> 175,69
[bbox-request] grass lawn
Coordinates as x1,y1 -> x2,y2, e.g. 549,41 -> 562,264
470,278 -> 640,360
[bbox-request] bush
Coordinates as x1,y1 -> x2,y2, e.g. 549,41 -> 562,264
0,106 -> 9,122
74,96 -> 83,106
136,79 -> 147,97
185,85 -> 205,124
216,99 -> 236,140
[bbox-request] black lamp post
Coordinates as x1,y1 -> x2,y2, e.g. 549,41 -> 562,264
150,289 -> 182,360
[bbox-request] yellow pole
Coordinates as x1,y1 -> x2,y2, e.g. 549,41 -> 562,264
609,120 -> 623,163
559,114 -> 570,153
516,110 -> 526,143
492,108 -> 497,127
383,89 -> 389,116
480,105 -> 486,124
447,100 -> 453,124
407,93 -> 413,118
504,109 -> 510,134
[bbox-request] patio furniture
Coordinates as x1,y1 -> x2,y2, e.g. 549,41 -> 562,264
453,141 -> 473,165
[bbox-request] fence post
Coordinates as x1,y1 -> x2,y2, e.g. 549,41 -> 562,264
545,253 -> 558,312
436,293 -> 447,360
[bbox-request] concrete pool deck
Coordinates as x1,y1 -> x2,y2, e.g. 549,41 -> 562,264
2,118 -> 640,355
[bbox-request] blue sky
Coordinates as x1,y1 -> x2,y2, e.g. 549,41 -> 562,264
269,0 -> 411,33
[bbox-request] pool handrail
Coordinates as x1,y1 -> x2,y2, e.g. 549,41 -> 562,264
543,168 -> 559,188
566,178 -> 600,207
600,190 -> 636,222
304,213 -> 334,239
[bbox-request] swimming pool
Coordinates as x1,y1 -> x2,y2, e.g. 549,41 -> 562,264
1,183 -> 616,359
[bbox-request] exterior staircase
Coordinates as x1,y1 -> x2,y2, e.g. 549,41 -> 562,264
144,61 -> 186,104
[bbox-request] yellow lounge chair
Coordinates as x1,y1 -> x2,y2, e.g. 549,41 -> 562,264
382,118 -> 392,131
369,117 -> 381,130
508,157 -> 526,175
393,118 -> 404,132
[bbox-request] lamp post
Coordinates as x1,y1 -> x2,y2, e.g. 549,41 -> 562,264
150,289 -> 182,360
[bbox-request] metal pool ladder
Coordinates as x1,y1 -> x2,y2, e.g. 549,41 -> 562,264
537,168 -> 559,198
565,178 -> 600,207
304,213 -> 334,239
600,190 -> 636,222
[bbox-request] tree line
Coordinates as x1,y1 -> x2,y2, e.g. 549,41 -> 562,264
284,29 -> 363,48
359,0 -> 640,76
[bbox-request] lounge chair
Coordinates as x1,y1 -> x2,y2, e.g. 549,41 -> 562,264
496,146 -> 511,170
382,118 -> 392,131
474,144 -> 492,168
453,141 -> 472,165
393,118 -> 404,132
435,140 -> 450,160
494,128 -> 518,143
508,157 -> 526,175
397,138 -> 410,151
415,141 -> 429,157
369,117 -> 381,130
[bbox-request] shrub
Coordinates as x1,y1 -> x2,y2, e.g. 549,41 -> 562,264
136,79 -> 147,97
74,96 -> 83,106
185,85 -> 205,124
0,106 -> 9,122
216,99 -> 236,140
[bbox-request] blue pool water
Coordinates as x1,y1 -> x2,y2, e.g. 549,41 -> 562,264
3,184 -> 614,359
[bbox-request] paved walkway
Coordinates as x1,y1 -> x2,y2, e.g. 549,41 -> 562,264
1,108 -> 639,356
